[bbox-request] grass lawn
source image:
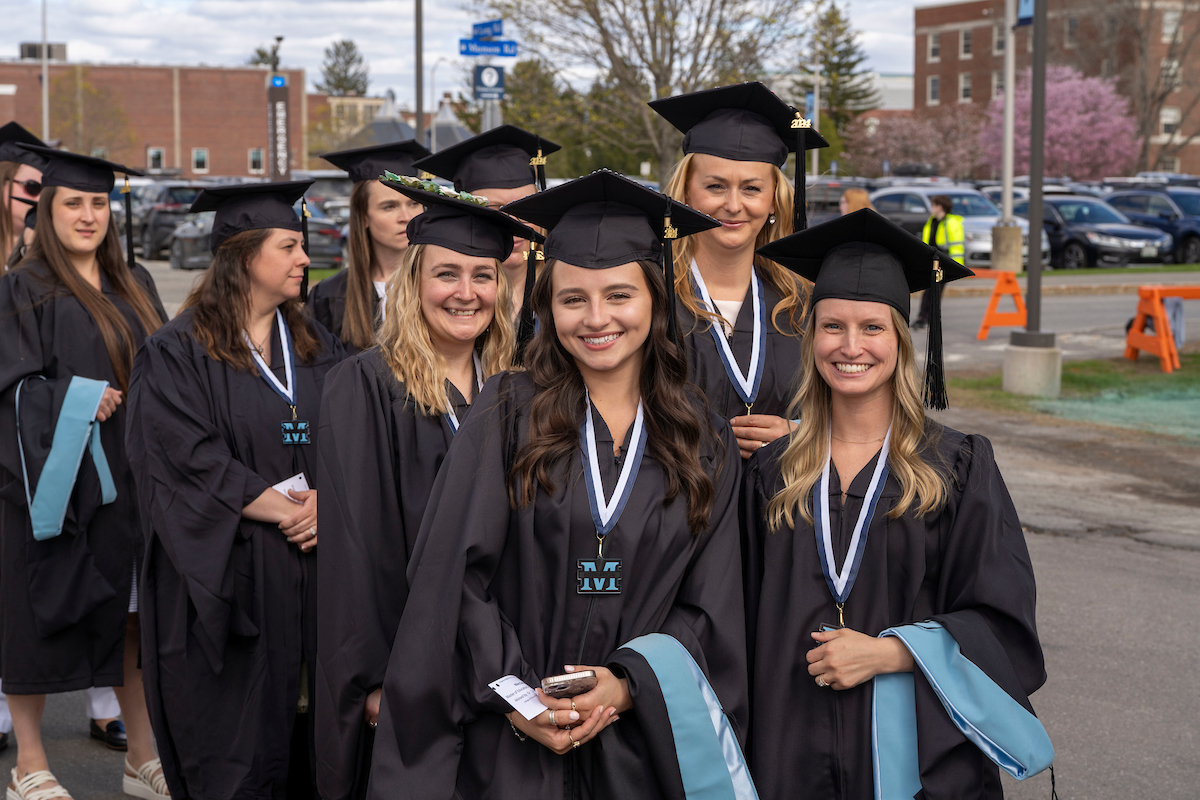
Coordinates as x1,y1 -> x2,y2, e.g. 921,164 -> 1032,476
1020,263 -> 1200,277
309,267 -> 340,284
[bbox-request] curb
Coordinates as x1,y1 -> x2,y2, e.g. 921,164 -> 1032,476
945,282 -> 1179,298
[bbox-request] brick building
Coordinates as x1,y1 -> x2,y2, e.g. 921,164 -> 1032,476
914,0 -> 1200,173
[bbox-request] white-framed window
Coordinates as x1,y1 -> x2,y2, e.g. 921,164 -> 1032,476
1161,106 -> 1182,135
928,33 -> 941,62
1163,9 -> 1181,42
928,75 -> 941,105
1065,17 -> 1079,48
959,73 -> 973,102
992,70 -> 1004,99
248,148 -> 265,175
192,148 -> 209,174
961,28 -> 973,58
1162,156 -> 1182,172
1163,58 -> 1182,91
146,146 -> 165,173
994,24 -> 1006,54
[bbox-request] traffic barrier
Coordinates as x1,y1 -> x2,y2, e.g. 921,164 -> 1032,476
969,268 -> 1028,340
1124,285 -> 1200,373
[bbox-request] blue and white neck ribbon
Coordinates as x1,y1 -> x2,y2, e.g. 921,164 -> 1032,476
445,351 -> 485,434
689,260 -> 766,407
244,308 -> 296,406
580,389 -> 647,538
814,426 -> 892,605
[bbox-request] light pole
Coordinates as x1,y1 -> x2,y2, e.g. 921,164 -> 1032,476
41,0 -> 49,140
429,56 -> 448,152
414,0 -> 424,148
807,65 -> 823,177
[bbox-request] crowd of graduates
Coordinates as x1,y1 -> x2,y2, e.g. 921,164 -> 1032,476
0,81 -> 1052,800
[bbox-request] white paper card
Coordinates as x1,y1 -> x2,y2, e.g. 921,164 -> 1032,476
272,472 -> 310,503
488,675 -> 548,721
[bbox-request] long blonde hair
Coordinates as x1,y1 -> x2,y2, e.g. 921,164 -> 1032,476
664,152 -> 808,335
767,306 -> 950,530
377,242 -> 515,415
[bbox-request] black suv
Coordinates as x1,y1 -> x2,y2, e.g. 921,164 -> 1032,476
1104,188 -> 1200,264
134,182 -> 207,259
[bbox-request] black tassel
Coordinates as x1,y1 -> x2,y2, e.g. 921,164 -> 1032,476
663,201 -> 679,347
300,196 -> 311,303
514,244 -> 539,365
1049,766 -> 1059,800
122,174 -> 135,270
795,127 -> 808,232
922,257 -> 948,410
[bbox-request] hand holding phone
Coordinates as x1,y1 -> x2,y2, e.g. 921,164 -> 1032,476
541,670 -> 598,698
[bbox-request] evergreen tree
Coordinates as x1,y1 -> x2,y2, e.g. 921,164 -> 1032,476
316,39 -> 369,97
796,0 -> 880,137
247,46 -> 273,66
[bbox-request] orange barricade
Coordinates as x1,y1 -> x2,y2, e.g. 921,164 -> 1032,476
968,268 -> 1028,340
1124,285 -> 1200,373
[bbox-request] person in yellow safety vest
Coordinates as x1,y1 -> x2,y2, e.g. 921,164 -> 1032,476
913,194 -> 964,328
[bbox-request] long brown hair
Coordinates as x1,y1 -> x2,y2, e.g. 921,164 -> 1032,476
15,185 -> 162,392
340,180 -> 380,350
511,258 -> 719,533
182,228 -> 323,370
1,161 -> 19,264
664,153 -> 808,335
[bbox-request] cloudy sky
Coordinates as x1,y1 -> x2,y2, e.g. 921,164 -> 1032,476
7,0 -> 920,108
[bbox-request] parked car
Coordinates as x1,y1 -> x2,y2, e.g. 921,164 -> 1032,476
1013,195 -> 1172,269
169,203 -> 345,270
1104,187 -> 1200,263
135,182 -> 208,259
806,177 -> 876,226
869,185 -> 1050,267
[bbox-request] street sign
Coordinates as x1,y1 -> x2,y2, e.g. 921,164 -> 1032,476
474,66 -> 505,101
473,19 -> 503,39
1016,0 -> 1033,26
460,39 -> 518,57
270,75 -> 287,88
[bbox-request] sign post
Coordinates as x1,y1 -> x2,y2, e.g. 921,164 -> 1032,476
474,66 -> 506,101
267,74 -> 290,181
464,19 -> 516,133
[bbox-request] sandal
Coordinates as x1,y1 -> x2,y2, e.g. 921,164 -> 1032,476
122,758 -> 170,800
6,768 -> 73,800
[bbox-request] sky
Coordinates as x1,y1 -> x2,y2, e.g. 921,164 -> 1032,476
6,0 -> 921,109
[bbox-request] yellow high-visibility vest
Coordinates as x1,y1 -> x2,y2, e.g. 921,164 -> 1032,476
922,214 -> 965,264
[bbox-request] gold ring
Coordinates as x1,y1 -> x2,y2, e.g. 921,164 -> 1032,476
548,709 -> 557,726
571,736 -> 580,750
571,700 -> 577,712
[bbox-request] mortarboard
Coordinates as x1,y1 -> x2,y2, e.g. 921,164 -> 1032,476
0,123 -> 48,170
412,125 -> 561,193
320,140 -> 431,183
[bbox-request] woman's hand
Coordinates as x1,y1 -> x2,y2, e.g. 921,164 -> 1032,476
364,688 -> 382,727
96,387 -> 123,422
807,628 -> 914,690
540,666 -> 632,718
507,699 -> 619,756
730,414 -> 794,460
280,489 -> 317,551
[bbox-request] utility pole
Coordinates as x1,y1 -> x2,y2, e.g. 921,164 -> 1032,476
1001,0 -> 1016,223
810,66 -> 822,177
415,0 -> 425,148
41,0 -> 49,140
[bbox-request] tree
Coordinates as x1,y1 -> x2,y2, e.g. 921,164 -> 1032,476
795,0 -> 879,138
247,46 -> 273,66
479,0 -> 811,182
981,65 -> 1139,180
841,107 -> 987,179
316,39 -> 369,97
50,67 -> 137,163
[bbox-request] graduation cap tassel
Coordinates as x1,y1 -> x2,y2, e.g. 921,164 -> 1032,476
122,174 -> 135,270
663,203 -> 679,347
795,126 -> 808,232
300,197 -> 311,303
534,136 -> 547,193
514,243 -> 539,365
922,258 -> 949,410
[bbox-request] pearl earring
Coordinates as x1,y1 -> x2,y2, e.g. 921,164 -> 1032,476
769,214 -> 776,225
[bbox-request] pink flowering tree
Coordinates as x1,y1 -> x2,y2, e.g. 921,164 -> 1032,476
842,106 -> 989,179
982,65 -> 1141,179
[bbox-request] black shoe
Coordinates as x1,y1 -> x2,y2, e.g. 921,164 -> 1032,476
89,718 -> 127,751
0,731 -> 8,752
911,318 -> 928,330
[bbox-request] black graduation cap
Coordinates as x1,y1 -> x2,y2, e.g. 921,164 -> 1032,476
502,169 -> 720,343
0,123 -> 48,169
649,81 -> 829,231
320,140 -> 431,183
17,143 -> 143,193
757,209 -> 973,410
191,180 -> 312,254
380,177 -> 543,262
412,125 -> 561,192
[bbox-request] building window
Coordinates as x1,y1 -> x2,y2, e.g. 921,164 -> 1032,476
1163,10 -> 1181,42
1101,58 -> 1114,78
1161,106 -> 1182,135
192,148 -> 209,174
90,147 -> 108,159
959,73 -> 973,102
928,33 -> 941,61
994,24 -> 1006,54
961,29 -> 973,58
992,70 -> 1004,98
1163,59 -> 1182,91
1163,156 -> 1182,173
248,148 -> 265,175
147,147 -> 165,173
928,75 -> 941,105
1065,17 -> 1079,48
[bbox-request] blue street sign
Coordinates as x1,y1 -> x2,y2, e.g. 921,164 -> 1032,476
473,19 -> 503,39
805,91 -> 814,118
460,39 -> 518,57
271,75 -> 287,87
1016,0 -> 1033,26
474,66 -> 505,101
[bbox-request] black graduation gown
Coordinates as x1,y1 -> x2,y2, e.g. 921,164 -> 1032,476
314,348 -> 472,800
679,268 -> 803,423
308,269 -> 381,355
0,260 -> 166,694
125,308 -> 345,800
742,424 -> 1046,800
367,372 -> 748,800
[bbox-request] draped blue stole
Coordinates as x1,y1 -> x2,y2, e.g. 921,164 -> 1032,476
15,375 -> 118,541
872,621 -> 1054,800
622,634 -> 759,800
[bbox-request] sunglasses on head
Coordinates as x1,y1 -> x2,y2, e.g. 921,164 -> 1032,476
9,178 -> 42,197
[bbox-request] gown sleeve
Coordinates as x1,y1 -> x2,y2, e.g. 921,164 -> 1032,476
125,331 -> 272,675
131,262 -> 170,323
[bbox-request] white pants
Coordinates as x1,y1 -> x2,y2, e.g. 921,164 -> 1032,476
0,679 -> 121,734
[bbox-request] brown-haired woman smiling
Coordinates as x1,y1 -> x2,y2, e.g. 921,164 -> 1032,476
0,146 -> 167,800
126,181 -> 345,799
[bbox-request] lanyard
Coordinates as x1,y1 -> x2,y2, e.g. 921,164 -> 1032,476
580,390 -> 646,554
813,426 -> 892,626
444,352 -> 485,434
244,309 -> 297,410
689,260 -> 766,412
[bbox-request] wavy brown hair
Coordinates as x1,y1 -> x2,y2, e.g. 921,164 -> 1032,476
767,307 -> 950,530
511,258 -> 720,533
182,228 -> 323,370
664,153 -> 808,336
1,161 -> 19,264
15,186 -> 162,392
340,180 -> 382,350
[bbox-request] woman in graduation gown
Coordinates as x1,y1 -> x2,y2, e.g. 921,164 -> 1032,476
0,123 -> 47,266
743,210 -> 1049,799
367,170 -> 751,800
308,141 -> 429,354
314,177 -> 533,800
652,83 -> 827,459
126,181 -> 346,800
0,146 -> 168,800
